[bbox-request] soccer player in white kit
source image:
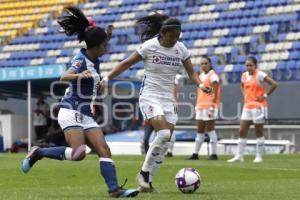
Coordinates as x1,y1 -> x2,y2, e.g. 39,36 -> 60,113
100,13 -> 211,192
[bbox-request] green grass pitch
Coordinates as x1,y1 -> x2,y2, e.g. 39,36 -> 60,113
0,153 -> 299,200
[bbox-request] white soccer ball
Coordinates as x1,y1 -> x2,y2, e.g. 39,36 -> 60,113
175,168 -> 201,193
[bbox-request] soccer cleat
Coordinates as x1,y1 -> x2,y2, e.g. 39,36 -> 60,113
187,153 -> 199,160
109,188 -> 139,198
109,178 -> 139,198
208,154 -> 218,160
253,156 -> 263,163
165,152 -> 173,157
138,182 -> 157,193
137,172 -> 150,192
227,155 -> 244,163
21,146 -> 40,173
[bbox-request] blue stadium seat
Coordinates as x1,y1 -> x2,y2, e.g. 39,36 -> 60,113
286,60 -> 296,69
257,44 -> 265,53
207,47 -> 215,55
242,9 -> 252,18
292,41 -> 300,50
265,24 -> 279,42
211,56 -> 219,65
249,36 -> 260,53
237,27 -> 247,36
289,51 -> 299,61
184,40 -> 194,48
246,1 -> 255,9
214,65 -> 224,73
277,62 -> 286,70
214,3 -> 228,12
229,28 -> 238,36
239,18 -> 248,27
250,8 -> 260,17
218,37 -> 230,46
133,62 -> 143,70
202,0 -> 215,4
44,57 -> 56,65
230,47 -> 240,63
233,64 -> 245,72
247,17 -> 257,26
277,33 -> 286,42
61,49 -> 73,57
238,55 -> 246,64
227,72 -> 241,83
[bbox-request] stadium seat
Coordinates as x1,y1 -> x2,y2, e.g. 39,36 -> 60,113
0,0 -> 300,82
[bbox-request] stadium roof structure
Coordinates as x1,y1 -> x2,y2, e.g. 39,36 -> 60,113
0,64 -> 66,149
0,64 -> 66,98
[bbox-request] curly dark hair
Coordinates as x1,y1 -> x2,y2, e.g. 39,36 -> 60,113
136,13 -> 181,42
57,6 -> 107,48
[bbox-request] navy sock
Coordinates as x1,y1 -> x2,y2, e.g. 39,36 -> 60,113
100,158 -> 119,192
38,146 -> 67,160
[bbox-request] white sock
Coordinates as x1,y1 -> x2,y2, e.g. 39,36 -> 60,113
150,143 -> 168,177
64,147 -> 73,160
149,174 -> 153,183
167,132 -> 175,153
256,137 -> 265,158
237,138 -> 247,158
142,129 -> 171,172
194,133 -> 205,154
208,130 -> 218,155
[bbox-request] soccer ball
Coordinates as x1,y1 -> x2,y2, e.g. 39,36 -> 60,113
175,168 -> 201,193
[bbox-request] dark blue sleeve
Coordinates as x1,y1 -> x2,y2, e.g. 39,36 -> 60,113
69,55 -> 86,74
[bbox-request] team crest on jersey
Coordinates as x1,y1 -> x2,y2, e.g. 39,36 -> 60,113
153,56 -> 161,64
72,59 -> 83,68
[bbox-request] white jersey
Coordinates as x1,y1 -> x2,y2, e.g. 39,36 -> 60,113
137,37 -> 190,100
199,69 -> 219,84
241,70 -> 267,85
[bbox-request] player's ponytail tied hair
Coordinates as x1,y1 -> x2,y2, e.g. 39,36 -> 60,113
58,6 -> 107,48
136,12 -> 181,42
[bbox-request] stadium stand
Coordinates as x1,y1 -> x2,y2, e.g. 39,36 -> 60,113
0,0 -> 300,153
1,0 -> 300,83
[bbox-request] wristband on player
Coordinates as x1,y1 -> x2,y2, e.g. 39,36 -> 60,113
103,76 -> 109,82
198,83 -> 204,89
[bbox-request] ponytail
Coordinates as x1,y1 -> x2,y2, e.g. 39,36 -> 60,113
136,13 -> 181,42
58,6 -> 107,48
57,6 -> 89,42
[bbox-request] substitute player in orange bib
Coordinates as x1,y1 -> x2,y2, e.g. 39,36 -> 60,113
187,55 -> 221,160
227,55 -> 277,163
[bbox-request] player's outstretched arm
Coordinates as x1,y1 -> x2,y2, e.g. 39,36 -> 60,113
183,58 -> 212,94
99,52 -> 142,91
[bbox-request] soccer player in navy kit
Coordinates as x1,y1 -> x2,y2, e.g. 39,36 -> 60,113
21,6 -> 138,198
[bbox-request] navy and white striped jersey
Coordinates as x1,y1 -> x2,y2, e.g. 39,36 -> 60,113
59,48 -> 101,117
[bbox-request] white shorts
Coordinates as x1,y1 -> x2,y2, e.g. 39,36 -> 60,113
139,96 -> 178,125
58,108 -> 99,132
240,107 -> 268,124
195,108 -> 218,121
